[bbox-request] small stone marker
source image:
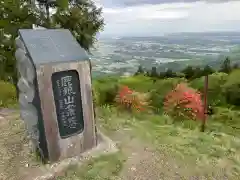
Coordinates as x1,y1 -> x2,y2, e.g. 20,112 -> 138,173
15,29 -> 96,163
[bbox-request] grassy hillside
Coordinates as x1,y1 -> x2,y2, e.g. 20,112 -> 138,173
93,70 -> 240,132
1,68 -> 240,179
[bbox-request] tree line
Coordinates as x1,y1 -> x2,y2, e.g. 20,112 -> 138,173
0,0 -> 104,84
135,57 -> 239,80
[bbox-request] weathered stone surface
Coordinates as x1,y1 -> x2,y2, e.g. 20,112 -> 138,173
15,29 -> 97,163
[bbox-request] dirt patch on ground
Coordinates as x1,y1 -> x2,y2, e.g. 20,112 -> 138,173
0,110 -> 119,180
108,128 -> 230,180
0,111 -> 42,180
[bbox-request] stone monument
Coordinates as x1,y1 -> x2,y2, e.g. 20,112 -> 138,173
15,29 -> 97,163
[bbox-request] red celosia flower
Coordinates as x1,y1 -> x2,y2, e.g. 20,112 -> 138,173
164,83 -> 204,120
115,86 -> 148,112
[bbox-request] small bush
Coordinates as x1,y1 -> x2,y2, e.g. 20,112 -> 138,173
190,72 -> 228,106
149,78 -> 187,113
222,70 -> 240,106
164,83 -> 204,121
0,81 -> 17,108
93,76 -> 120,106
94,84 -> 119,105
119,75 -> 154,92
115,86 -> 150,112
207,107 -> 240,136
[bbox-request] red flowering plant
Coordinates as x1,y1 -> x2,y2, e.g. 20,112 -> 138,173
115,86 -> 149,112
164,83 -> 204,121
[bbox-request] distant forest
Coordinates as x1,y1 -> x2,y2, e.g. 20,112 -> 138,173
135,57 -> 239,80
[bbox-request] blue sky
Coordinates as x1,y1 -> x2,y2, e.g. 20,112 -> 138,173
94,0 -> 240,37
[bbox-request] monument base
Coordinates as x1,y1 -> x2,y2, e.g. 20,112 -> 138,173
32,130 -> 118,180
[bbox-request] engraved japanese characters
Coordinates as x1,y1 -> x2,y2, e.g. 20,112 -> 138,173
52,70 -> 84,138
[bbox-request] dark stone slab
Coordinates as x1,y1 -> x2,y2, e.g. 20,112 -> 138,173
18,29 -> 89,65
52,70 -> 84,138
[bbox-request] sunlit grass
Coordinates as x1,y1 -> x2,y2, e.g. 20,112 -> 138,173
57,153 -> 125,180
97,105 -> 240,178
0,113 -> 41,179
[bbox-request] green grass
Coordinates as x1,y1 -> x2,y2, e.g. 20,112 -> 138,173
2,105 -> 240,179
97,106 -> 240,178
57,153 -> 125,180
0,81 -> 17,108
2,71 -> 240,178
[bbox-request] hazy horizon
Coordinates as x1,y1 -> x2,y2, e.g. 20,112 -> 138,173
91,33 -> 240,77
95,0 -> 240,37
98,30 -> 240,38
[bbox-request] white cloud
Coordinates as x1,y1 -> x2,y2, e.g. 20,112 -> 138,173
100,1 -> 240,36
138,11 -> 188,20
103,3 -> 193,20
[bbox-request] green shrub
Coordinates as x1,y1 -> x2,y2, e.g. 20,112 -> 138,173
189,72 -> 228,106
222,70 -> 240,106
149,78 -> 186,113
94,75 -> 120,84
119,75 -> 154,92
0,81 -> 17,108
207,107 -> 240,136
93,76 -> 119,106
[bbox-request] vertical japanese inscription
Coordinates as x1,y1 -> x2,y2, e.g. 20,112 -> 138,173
52,70 -> 84,138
